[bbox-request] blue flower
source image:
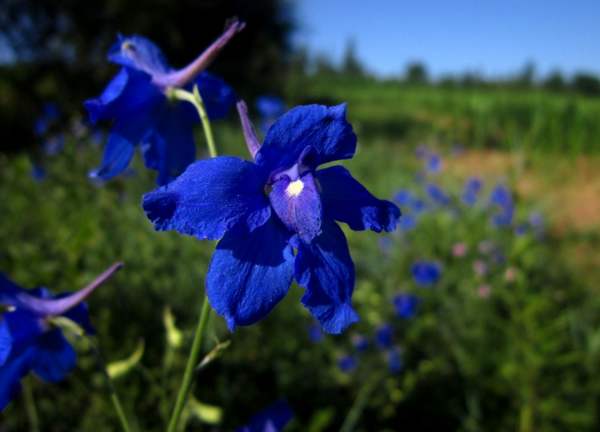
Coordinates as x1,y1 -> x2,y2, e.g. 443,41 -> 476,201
399,213 -> 416,231
236,400 -> 293,432
393,293 -> 419,319
337,355 -> 357,373
256,95 -> 286,133
462,177 -> 482,205
307,323 -> 323,343
34,103 -> 60,137
0,263 -> 121,411
394,189 -> 413,206
411,261 -> 441,287
351,334 -> 369,352
387,347 -> 403,374
85,21 -> 244,185
425,154 -> 442,174
30,164 -> 46,182
490,184 -> 512,208
143,103 -> 400,334
426,183 -> 450,206
375,324 -> 393,349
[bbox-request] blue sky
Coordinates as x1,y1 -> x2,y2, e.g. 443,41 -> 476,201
293,0 -> 600,78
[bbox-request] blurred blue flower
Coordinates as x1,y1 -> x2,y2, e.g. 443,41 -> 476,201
492,205 -> 514,227
415,144 -> 429,159
387,347 -> 403,374
411,261 -> 441,286
375,324 -> 394,349
351,334 -> 369,352
42,134 -> 65,156
85,21 -> 243,185
514,223 -> 528,236
337,355 -> 357,373
529,211 -> 544,228
399,213 -> 416,231
426,183 -> 450,205
34,103 -> 60,137
425,154 -> 442,174
236,400 -> 293,432
308,323 -> 323,343
0,264 -> 121,411
490,184 -> 513,208
462,177 -> 482,205
410,198 -> 427,214
394,189 -> 413,206
393,293 -> 419,319
30,164 -> 46,182
143,103 -> 400,334
256,95 -> 286,133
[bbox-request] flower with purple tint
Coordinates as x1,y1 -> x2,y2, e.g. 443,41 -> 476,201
425,153 -> 442,174
393,293 -> 419,319
85,21 -> 243,185
411,261 -> 441,287
490,184 -> 512,208
236,400 -> 293,432
337,355 -> 357,373
415,144 -> 429,159
426,183 -> 450,205
473,260 -> 487,277
34,103 -> 60,137
351,334 -> 369,352
387,347 -> 403,374
375,324 -> 393,349
143,102 -> 400,334
0,263 -> 122,411
394,189 -> 413,206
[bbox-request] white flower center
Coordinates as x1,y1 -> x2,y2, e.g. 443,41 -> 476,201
286,179 -> 304,197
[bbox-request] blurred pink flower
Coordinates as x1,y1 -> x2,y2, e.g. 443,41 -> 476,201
452,242 -> 468,257
505,267 -> 517,282
478,284 -> 491,298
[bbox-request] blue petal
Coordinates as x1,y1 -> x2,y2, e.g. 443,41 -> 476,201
269,171 -> 322,243
193,72 -> 236,120
0,348 -> 34,412
3,309 -> 44,356
89,120 -> 140,180
375,324 -> 393,349
295,221 -> 358,334
236,400 -> 293,432
256,104 -> 357,172
411,261 -> 441,287
317,166 -> 400,233
255,95 -> 286,120
31,330 -> 76,383
0,320 -> 11,366
108,35 -> 171,76
337,355 -> 357,373
84,68 -> 161,125
206,216 -> 294,330
143,157 -> 271,240
142,103 -> 197,185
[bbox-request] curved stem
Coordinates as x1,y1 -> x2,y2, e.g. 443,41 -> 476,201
92,341 -> 133,432
166,297 -> 211,432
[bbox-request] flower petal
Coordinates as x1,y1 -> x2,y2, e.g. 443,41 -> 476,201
236,400 -> 293,432
317,166 -> 400,232
142,103 -> 197,185
108,35 -> 171,76
256,104 -> 357,172
0,348 -> 33,411
193,72 -> 236,120
269,171 -> 322,243
206,217 -> 294,330
143,157 -> 271,240
295,221 -> 358,334
84,68 -> 161,125
31,330 -> 76,383
0,321 -> 11,366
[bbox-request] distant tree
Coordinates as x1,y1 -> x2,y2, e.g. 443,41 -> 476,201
514,61 -> 536,88
571,73 -> 600,97
543,70 -> 566,92
405,62 -> 428,84
341,38 -> 364,77
313,54 -> 337,76
459,72 -> 484,88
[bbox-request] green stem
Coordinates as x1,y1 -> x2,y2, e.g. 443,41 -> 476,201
169,87 -> 217,158
339,373 -> 384,432
166,297 -> 211,432
92,342 -> 133,432
165,85 -> 218,432
23,378 -> 40,432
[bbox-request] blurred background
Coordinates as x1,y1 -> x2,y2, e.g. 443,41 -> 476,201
1,1 -> 600,431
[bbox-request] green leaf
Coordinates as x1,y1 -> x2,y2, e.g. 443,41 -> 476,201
187,397 -> 222,425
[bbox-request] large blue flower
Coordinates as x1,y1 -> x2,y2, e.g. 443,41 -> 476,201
0,263 -> 122,411
85,21 -> 243,185
143,102 -> 401,334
